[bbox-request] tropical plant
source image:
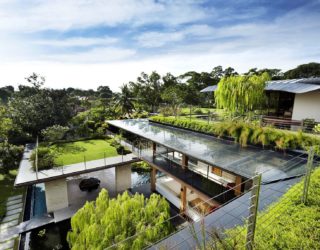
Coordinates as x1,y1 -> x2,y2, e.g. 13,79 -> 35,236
313,124 -> 320,134
115,84 -> 134,116
30,147 -> 56,170
0,142 -> 24,172
67,189 -> 173,250
214,73 -> 270,115
150,116 -> 320,151
41,125 -> 69,142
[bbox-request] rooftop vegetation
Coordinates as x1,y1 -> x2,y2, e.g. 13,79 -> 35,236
222,167 -> 320,249
150,116 -> 320,151
30,139 -> 120,170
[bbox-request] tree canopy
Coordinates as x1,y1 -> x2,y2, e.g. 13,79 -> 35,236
215,72 -> 270,114
67,189 -> 173,250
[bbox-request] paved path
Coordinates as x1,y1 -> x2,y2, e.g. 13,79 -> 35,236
0,195 -> 23,250
15,144 -> 140,186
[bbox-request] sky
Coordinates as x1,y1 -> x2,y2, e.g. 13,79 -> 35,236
0,0 -> 319,91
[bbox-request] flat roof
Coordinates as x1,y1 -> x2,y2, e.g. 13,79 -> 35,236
108,119 -> 316,182
15,144 -> 138,186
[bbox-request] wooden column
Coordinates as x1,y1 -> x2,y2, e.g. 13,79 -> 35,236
151,166 -> 156,192
181,154 -> 188,170
235,176 -> 242,196
180,185 -> 187,213
152,142 -> 156,157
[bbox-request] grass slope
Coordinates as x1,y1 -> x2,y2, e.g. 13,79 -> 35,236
50,139 -> 119,166
223,167 -> 320,249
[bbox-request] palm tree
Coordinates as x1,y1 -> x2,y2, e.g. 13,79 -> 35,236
114,84 -> 134,116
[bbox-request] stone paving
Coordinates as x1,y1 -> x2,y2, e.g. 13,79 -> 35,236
0,194 -> 23,250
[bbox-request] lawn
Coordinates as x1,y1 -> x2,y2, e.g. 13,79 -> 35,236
0,169 -> 24,218
50,139 -> 119,166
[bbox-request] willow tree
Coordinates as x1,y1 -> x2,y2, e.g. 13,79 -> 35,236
67,189 -> 173,250
214,72 -> 270,115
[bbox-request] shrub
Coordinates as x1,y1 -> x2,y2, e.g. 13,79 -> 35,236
41,125 -> 69,142
30,147 -> 56,170
0,142 -> 24,172
314,124 -> 320,134
131,162 -> 151,172
67,189 -> 173,249
149,116 -> 320,151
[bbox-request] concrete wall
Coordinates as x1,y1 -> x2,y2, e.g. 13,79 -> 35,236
292,91 -> 320,122
45,179 -> 69,213
115,165 -> 131,192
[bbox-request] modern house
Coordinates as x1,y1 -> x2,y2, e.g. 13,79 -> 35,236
201,78 -> 320,123
107,119 -> 311,220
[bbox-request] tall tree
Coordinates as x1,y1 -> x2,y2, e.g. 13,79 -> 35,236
215,72 -> 270,114
161,85 -> 185,117
97,86 -> 113,99
284,62 -> 320,79
115,84 -> 134,116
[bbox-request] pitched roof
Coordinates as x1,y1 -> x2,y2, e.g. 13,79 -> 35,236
200,78 -> 320,94
265,78 -> 320,94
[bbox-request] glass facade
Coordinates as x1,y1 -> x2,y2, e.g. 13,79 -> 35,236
108,119 -> 315,182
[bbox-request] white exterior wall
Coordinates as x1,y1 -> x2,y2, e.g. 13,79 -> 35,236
115,165 -> 131,192
45,179 -> 69,213
292,91 -> 320,122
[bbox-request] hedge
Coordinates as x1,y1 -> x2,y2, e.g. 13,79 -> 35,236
149,116 -> 320,151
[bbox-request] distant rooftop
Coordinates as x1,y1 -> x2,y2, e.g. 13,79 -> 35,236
265,78 -> 320,93
200,77 -> 320,93
108,119 -> 317,182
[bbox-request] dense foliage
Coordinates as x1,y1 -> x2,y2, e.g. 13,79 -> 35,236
67,189 -> 173,250
215,73 -> 270,114
0,142 -> 24,173
30,147 -> 56,170
41,125 -> 69,142
150,116 -> 320,150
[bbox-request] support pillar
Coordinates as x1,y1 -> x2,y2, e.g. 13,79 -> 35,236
152,142 -> 157,157
45,178 -> 69,213
181,154 -> 188,170
115,165 -> 131,193
151,166 -> 156,192
235,176 -> 242,196
180,185 -> 187,213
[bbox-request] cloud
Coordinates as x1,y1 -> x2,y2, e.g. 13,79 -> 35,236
0,0 -> 209,32
33,36 -> 118,47
42,46 -> 136,63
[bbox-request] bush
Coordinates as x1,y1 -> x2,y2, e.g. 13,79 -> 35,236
41,125 -> 69,142
131,162 -> 151,172
313,124 -> 320,134
30,147 -> 56,170
150,116 -> 320,151
0,142 -> 24,172
67,189 -> 173,249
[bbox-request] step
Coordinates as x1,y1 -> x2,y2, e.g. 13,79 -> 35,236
5,208 -> 22,217
6,199 -> 22,207
6,203 -> 22,211
7,195 -> 22,202
1,214 -> 19,223
0,239 -> 15,250
0,220 -> 19,230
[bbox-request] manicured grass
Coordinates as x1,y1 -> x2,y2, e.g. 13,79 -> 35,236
0,170 -> 24,218
50,139 -> 119,166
